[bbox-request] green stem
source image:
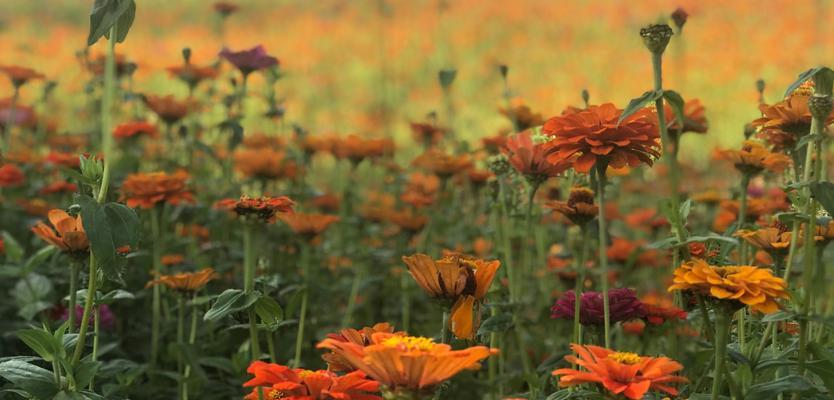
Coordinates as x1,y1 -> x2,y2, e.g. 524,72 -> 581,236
293,243 -> 311,367
183,293 -> 199,400
711,310 -> 730,400
440,310 -> 450,344
71,255 -> 97,367
0,86 -> 18,155
343,263 -> 363,328
89,305 -> 100,390
243,223 -> 261,362
266,330 -> 277,363
68,262 -> 79,333
573,226 -> 590,345
150,207 -> 163,368
177,295 -> 185,399
595,166 -> 611,347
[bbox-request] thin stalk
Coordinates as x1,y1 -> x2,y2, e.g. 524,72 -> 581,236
68,262 -> 79,333
177,295 -> 185,399
71,255 -> 97,366
440,310 -> 450,344
266,331 -> 277,363
343,263 -> 363,327
293,243 -> 311,367
1,86 -> 18,155
595,166 -> 611,347
243,223 -> 261,361
150,207 -> 163,368
711,310 -> 730,400
89,305 -> 100,390
572,226 -> 590,346
183,293 -> 199,400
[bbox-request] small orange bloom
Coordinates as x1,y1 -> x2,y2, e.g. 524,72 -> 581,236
668,258 -> 789,314
0,164 -> 25,187
317,332 -> 494,394
410,121 -> 447,146
321,323 -> 402,372
735,223 -> 794,259
0,65 -> 45,87
400,172 -> 440,208
160,254 -> 185,266
243,360 -> 381,400
401,254 -> 500,339
147,267 -> 216,293
412,150 -> 472,179
121,171 -> 194,209
333,135 -> 393,165
31,209 -> 89,253
387,209 -> 427,235
502,130 -> 572,181
39,181 -> 78,196
143,95 -> 195,125
542,103 -> 660,173
553,344 -> 687,400
665,98 -> 708,137
234,147 -> 298,180
113,121 -> 158,140
166,63 -> 218,89
215,195 -> 295,223
546,187 -> 598,226
717,140 -> 791,175
278,213 -> 340,241
500,98 -> 544,131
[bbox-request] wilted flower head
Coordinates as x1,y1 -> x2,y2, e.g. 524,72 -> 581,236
243,360 -> 381,400
219,45 -> 278,76
31,209 -> 89,254
0,65 -> 45,88
553,344 -> 687,400
321,323 -> 402,372
546,187 -> 598,226
550,288 -> 645,326
542,104 -> 660,173
121,170 -> 194,209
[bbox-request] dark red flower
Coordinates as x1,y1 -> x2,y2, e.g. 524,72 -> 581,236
219,45 -> 278,76
551,288 -> 645,326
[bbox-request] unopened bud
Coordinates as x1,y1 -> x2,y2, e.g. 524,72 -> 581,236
581,89 -> 590,106
756,79 -> 765,94
640,24 -> 674,55
498,65 -> 508,79
809,94 -> 834,120
182,47 -> 192,64
671,8 -> 688,31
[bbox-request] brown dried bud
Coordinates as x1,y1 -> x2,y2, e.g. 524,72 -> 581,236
671,8 -> 688,31
809,94 -> 834,120
640,24 -> 674,55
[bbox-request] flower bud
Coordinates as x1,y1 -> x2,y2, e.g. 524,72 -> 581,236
809,94 -> 834,120
640,24 -> 674,55
182,47 -> 192,64
671,7 -> 688,31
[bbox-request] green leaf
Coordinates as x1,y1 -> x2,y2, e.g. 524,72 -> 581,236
16,329 -> 62,362
73,360 -> 101,388
761,310 -> 794,323
102,203 -> 140,250
476,313 -> 514,336
97,289 -> 135,305
2,231 -> 24,263
76,194 -> 116,278
618,90 -> 662,125
12,273 -> 54,320
807,343 -> 834,394
776,212 -> 810,224
254,296 -> 284,327
23,246 -> 57,276
745,375 -> 816,399
0,359 -> 59,400
87,0 -> 135,45
663,89 -> 686,128
53,390 -> 86,400
203,289 -> 261,322
810,181 -> 834,216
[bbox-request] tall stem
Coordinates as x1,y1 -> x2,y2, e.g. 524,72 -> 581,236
293,243 -> 311,367
177,295 -> 185,399
71,255 -> 97,366
89,305 -> 100,390
595,167 -> 611,347
711,310 -> 730,400
243,223 -> 261,361
572,226 -> 590,346
150,207 -> 163,368
68,262 -> 79,333
440,310 -> 450,344
183,293 -> 199,400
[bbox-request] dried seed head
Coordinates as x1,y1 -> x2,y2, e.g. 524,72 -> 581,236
640,24 -> 674,55
487,154 -> 511,176
809,94 -> 834,120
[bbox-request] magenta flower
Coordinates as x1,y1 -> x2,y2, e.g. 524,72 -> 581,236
550,288 -> 645,325
218,45 -> 278,76
61,304 -> 115,330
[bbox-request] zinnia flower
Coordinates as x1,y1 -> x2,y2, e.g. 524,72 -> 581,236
401,254 -> 500,339
410,121 -> 447,146
243,360 -> 381,400
665,98 -> 707,138
316,332 -> 494,395
121,171 -> 194,209
668,258 -> 789,314
500,99 -> 544,131
545,187 -> 598,226
640,293 -> 687,325
388,209 -> 428,235
146,268 -> 216,293
39,181 -> 78,196
113,121 -> 158,140
717,140 -> 791,175
166,62 -> 217,90
334,135 -> 393,165
502,130 -> 572,183
320,323 -> 401,372
553,344 -> 687,400
412,150 -> 472,179
219,45 -> 278,76
551,288 -> 645,326
143,95 -> 195,125
278,213 -> 340,242
752,91 -> 834,151
215,195 -> 294,223
234,147 -> 297,180
542,103 -> 660,173
0,164 -> 25,187
0,65 -> 45,88
735,223 -> 794,259
31,209 -> 89,253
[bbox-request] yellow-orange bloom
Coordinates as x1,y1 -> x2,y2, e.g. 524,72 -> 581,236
317,332 -> 494,393
401,254 -> 499,339
717,140 -> 791,175
668,258 -> 789,314
735,224 -> 794,258
278,213 -> 340,241
320,323 -> 402,372
553,344 -> 686,400
412,150 -> 473,179
146,267 -> 216,293
31,209 -> 89,253
121,171 -> 194,209
234,147 -> 297,180
545,187 -> 598,226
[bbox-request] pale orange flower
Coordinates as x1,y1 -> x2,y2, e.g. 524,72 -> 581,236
31,209 -> 89,253
146,267 -> 216,293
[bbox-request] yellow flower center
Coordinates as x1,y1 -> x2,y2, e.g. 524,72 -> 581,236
608,351 -> 642,365
382,335 -> 436,351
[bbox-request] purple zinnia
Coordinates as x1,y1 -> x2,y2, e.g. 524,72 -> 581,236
61,304 -> 115,330
550,288 -> 645,326
218,45 -> 278,76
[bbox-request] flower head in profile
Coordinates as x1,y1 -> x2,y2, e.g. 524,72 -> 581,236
814,219 -> 834,246
542,103 -> 660,173
502,130 -> 572,184
0,164 -> 25,187
546,187 -> 598,226
388,208 -> 428,235
665,98 -> 707,138
113,121 -> 158,140
234,147 -> 298,180
142,95 -> 196,125
317,332 -> 495,395
500,98 -> 544,131
146,268 -> 216,294
640,292 -> 687,325
213,1 -> 239,16
551,288 -> 645,326
278,213 -> 340,242
215,195 -> 294,223
410,121 -> 447,147
219,45 -> 278,76
401,254 -> 500,339
121,171 -> 194,209
753,90 -> 834,151
412,150 -> 472,179
553,344 -> 686,400
31,209 -> 89,254
39,181 -> 78,196
0,65 -> 45,88
166,62 -> 217,90
321,323 -> 402,372
334,134 -> 393,165
243,360 -> 381,400
717,140 -> 791,175
400,172 -> 440,208
668,258 -> 789,313
735,223 -> 794,260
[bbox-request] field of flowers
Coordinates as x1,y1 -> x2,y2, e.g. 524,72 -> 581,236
2,1 -> 834,399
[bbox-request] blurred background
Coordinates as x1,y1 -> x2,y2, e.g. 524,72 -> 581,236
1,0 -> 833,164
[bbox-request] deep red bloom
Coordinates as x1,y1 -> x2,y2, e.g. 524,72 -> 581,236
551,288 -> 645,326
219,45 -> 278,76
0,164 -> 25,187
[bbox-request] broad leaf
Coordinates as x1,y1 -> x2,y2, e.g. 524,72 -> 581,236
204,289 -> 261,322
663,89 -> 686,129
618,90 -> 662,125
16,329 -> 62,362
0,359 -> 59,400
87,0 -> 136,45
810,181 -> 834,216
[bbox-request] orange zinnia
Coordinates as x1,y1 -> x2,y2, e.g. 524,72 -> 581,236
717,140 -> 791,175
388,208 -> 428,235
113,121 -> 158,140
0,164 -> 25,188
553,344 -> 686,400
735,224 -> 794,258
668,258 -> 789,314
665,98 -> 708,137
753,90 -> 834,151
234,147 -> 297,180
31,209 -> 89,253
143,95 -> 195,125
166,63 -> 218,89
542,103 -> 660,173
545,187 -> 598,226
333,134 -> 393,165
502,130 -> 572,182
278,213 -> 340,241
401,254 -> 500,339
500,99 -> 544,131
321,323 -> 402,372
121,171 -> 194,209
146,267 -> 216,293
317,332 -> 494,395
243,360 -> 381,400
0,65 -> 45,87
215,195 -> 295,223
412,150 -> 472,179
